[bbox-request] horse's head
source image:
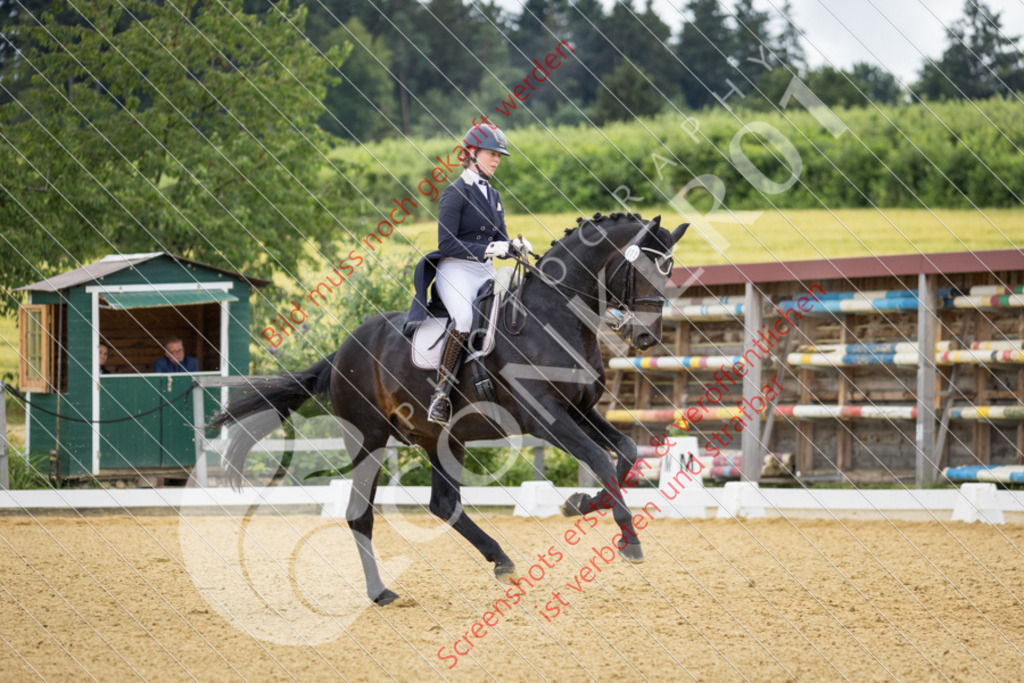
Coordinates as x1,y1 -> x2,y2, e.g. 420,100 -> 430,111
533,213 -> 687,349
604,215 -> 688,350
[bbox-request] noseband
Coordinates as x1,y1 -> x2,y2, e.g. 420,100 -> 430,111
604,239 -> 673,332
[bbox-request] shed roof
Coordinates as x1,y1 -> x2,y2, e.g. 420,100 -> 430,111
672,249 -> 1024,287
16,252 -> 271,292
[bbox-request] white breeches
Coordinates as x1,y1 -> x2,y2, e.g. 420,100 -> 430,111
435,258 -> 495,332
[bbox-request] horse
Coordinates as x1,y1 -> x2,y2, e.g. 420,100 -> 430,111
209,212 -> 688,605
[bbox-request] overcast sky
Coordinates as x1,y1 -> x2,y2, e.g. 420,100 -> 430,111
498,0 -> 1024,85
761,0 -> 1024,84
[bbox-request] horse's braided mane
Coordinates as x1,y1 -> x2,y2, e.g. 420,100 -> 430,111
541,211 -> 648,261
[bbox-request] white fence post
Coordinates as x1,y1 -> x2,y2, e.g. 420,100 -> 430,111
192,383 -> 206,488
1,384 -> 9,490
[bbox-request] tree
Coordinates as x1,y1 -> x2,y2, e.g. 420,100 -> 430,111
309,0 -> 428,134
506,0 -> 574,119
629,0 -> 675,99
916,0 -> 1024,99
511,0 -> 568,67
674,0 -> 735,109
851,62 -> 904,106
560,0 -> 610,107
0,0 -> 348,311
773,0 -> 805,70
0,0 -> 84,104
319,18 -> 397,141
802,65 -> 870,108
592,61 -> 661,123
731,0 -> 774,84
422,0 -> 490,94
394,0 -> 514,134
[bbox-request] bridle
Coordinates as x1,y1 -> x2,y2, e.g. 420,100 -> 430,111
604,238 -> 673,332
504,224 -> 672,335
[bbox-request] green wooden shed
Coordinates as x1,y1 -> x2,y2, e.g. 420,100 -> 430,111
16,252 -> 269,481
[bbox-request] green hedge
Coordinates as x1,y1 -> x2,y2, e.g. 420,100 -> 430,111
335,97 -> 1024,214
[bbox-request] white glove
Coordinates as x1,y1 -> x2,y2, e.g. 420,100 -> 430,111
484,240 -> 510,259
511,236 -> 533,255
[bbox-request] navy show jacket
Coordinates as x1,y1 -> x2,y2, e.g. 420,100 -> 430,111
404,176 -> 508,333
437,176 -> 508,260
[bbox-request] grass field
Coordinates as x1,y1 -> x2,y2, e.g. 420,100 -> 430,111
0,314 -> 19,382
0,314 -> 26,449
396,207 -> 1024,265
2,206 -> 1020,405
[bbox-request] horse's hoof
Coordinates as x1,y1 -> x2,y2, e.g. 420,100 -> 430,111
494,559 -> 517,581
620,542 -> 645,564
373,588 -> 399,606
560,492 -> 588,517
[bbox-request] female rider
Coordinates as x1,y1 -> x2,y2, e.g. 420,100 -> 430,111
424,123 -> 530,425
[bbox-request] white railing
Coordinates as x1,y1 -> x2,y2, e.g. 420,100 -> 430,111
191,376 -> 555,488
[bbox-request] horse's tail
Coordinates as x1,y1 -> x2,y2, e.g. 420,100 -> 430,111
208,352 -> 336,488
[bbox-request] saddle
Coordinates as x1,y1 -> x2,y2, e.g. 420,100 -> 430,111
410,288 -> 500,370
409,268 -> 516,405
409,266 -> 517,371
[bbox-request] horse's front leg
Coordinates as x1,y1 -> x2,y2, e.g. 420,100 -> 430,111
531,412 -> 644,563
560,407 -> 643,517
428,443 -> 516,580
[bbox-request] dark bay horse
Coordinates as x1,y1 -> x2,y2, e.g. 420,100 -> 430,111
210,213 -> 688,605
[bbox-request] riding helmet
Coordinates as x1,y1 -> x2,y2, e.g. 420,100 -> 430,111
462,124 -> 510,156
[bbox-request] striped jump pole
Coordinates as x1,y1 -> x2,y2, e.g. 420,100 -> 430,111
943,465 -> 1024,484
663,303 -> 745,321
775,405 -> 918,420
779,297 -> 927,316
803,340 -> 1022,355
789,348 -> 1024,367
969,285 -> 1024,296
969,340 -> 1024,351
952,294 -> 1024,309
609,355 -> 744,372
667,295 -> 746,306
948,406 -> 1024,421
932,349 -> 1024,365
604,407 -> 743,424
805,341 -> 952,354
609,405 -> 923,423
787,351 -> 910,367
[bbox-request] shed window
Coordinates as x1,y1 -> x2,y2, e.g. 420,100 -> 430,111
19,304 -> 55,392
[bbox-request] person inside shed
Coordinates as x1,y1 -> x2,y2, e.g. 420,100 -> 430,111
404,122 -> 532,425
98,343 -> 112,374
153,336 -> 199,373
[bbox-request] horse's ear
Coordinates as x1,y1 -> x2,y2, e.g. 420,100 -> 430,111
671,223 -> 690,244
639,215 -> 661,238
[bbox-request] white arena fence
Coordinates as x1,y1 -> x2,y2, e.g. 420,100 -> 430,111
2,439 -> 1023,525
2,380 -> 1022,524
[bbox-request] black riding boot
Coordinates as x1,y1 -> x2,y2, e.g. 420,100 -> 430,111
427,330 -> 470,425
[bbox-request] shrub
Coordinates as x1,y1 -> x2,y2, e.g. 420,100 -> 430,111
7,452 -> 54,490
341,97 -> 1024,213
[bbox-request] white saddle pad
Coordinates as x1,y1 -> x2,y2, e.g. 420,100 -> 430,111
410,292 -> 502,370
410,317 -> 449,370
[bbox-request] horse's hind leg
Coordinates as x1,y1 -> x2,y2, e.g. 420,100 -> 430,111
428,443 -> 516,580
345,435 -> 398,605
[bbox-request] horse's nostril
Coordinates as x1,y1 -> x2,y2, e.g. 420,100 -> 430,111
636,333 -> 655,349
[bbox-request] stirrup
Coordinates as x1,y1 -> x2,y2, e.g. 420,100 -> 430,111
427,392 -> 452,425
